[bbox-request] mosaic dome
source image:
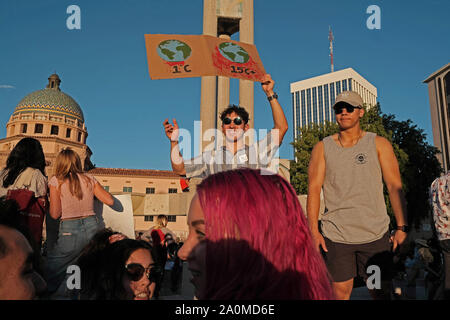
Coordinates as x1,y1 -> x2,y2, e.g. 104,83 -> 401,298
12,74 -> 84,122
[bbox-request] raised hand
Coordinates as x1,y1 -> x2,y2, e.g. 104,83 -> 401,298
163,118 -> 180,142
261,74 -> 275,96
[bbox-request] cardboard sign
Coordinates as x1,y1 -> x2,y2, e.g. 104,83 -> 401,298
145,34 -> 266,82
94,194 -> 136,239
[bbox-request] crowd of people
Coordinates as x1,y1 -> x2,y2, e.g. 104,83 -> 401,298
0,77 -> 449,301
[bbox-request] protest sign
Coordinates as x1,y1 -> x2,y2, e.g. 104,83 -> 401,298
144,34 -> 265,81
94,194 -> 135,239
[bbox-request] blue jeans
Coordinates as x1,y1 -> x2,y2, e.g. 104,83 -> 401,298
45,215 -> 100,294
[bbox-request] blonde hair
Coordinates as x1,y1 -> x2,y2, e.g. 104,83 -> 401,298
54,148 -> 91,200
155,215 -> 168,229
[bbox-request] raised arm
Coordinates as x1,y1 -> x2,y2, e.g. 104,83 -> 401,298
307,141 -> 328,252
163,118 -> 186,176
261,74 -> 288,145
376,136 -> 408,251
94,182 -> 114,206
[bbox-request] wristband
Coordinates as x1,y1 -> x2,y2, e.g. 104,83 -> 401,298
267,93 -> 278,102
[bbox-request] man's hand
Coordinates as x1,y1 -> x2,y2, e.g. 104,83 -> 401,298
163,118 -> 179,142
310,231 -> 328,253
261,74 -> 275,96
390,230 -> 408,252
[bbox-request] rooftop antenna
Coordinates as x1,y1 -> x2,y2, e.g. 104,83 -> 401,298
328,26 -> 334,73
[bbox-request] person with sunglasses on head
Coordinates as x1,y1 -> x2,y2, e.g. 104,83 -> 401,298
163,74 -> 288,179
307,90 -> 408,300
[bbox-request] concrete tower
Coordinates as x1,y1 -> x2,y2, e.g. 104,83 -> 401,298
200,0 -> 254,152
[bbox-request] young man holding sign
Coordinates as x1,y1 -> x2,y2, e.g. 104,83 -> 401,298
163,74 -> 288,179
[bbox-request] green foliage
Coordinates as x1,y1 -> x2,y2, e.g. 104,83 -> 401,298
290,103 -> 442,228
290,121 -> 338,194
382,114 -> 443,228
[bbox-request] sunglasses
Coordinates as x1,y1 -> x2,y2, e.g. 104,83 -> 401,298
334,105 -> 362,114
125,263 -> 161,282
223,117 -> 243,125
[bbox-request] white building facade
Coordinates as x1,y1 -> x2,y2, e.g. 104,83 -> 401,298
290,68 -> 378,140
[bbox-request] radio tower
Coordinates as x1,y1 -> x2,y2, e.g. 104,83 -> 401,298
329,26 -> 334,73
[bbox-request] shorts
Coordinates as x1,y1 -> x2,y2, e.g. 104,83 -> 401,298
321,232 -> 394,283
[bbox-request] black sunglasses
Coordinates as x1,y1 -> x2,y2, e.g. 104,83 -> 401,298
334,105 -> 362,114
125,263 -> 161,282
223,117 -> 243,125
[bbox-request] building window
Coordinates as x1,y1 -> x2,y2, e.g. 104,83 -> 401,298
295,91 -> 300,132
78,132 -> 82,142
51,125 -> 59,135
146,187 -> 155,194
168,188 -> 177,194
34,124 -> 43,134
123,187 -> 132,193
301,90 -> 306,127
313,87 -> 318,124
306,88 -> 312,125
103,186 -> 109,192
336,81 -> 341,95
318,86 -> 324,124
21,124 -> 27,133
330,83 -> 336,122
167,216 -> 177,222
66,128 -> 71,138
342,79 -> 348,91
324,84 -> 330,122
348,78 -> 353,91
144,215 -> 154,222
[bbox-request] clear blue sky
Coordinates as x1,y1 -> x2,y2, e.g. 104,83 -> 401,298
1,0 -> 448,170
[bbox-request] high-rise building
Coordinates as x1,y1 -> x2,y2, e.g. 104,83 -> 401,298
424,63 -> 450,172
290,68 -> 377,140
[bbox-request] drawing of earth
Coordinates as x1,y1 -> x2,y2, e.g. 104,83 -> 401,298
157,40 -> 192,62
218,42 -> 250,64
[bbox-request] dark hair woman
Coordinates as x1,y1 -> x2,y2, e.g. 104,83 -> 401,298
78,238 -> 159,300
0,138 -> 47,247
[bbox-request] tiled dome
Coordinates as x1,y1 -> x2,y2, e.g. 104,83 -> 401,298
12,74 -> 84,122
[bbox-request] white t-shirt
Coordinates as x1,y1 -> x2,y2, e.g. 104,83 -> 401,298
0,167 -> 48,198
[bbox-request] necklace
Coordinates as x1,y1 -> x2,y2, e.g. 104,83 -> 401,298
338,130 -> 363,148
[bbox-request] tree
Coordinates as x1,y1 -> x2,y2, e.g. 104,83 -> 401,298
290,103 -> 441,228
290,121 -> 338,194
382,114 -> 443,228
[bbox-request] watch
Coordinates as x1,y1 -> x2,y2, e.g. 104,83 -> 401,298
267,93 -> 278,101
396,225 -> 410,233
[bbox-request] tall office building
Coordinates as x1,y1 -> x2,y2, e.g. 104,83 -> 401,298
290,68 -> 377,140
424,63 -> 450,172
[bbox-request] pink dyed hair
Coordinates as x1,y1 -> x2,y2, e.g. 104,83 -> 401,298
196,168 -> 334,300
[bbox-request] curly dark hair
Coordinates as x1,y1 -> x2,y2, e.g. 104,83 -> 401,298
219,105 -> 250,125
2,138 -> 46,188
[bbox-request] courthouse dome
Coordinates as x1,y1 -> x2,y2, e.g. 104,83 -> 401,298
12,74 -> 84,123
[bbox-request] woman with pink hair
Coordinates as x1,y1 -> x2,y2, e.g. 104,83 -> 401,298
178,168 -> 334,300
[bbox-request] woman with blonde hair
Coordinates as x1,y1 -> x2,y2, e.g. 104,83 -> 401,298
45,148 -> 114,297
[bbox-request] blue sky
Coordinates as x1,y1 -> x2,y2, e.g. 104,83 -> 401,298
1,0 -> 449,170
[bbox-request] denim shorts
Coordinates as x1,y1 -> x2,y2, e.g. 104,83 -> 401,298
45,215 -> 100,293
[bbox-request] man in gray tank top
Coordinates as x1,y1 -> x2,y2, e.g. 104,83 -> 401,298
307,91 -> 409,300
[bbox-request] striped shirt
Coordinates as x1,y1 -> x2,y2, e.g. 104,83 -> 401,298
185,130 -> 279,179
